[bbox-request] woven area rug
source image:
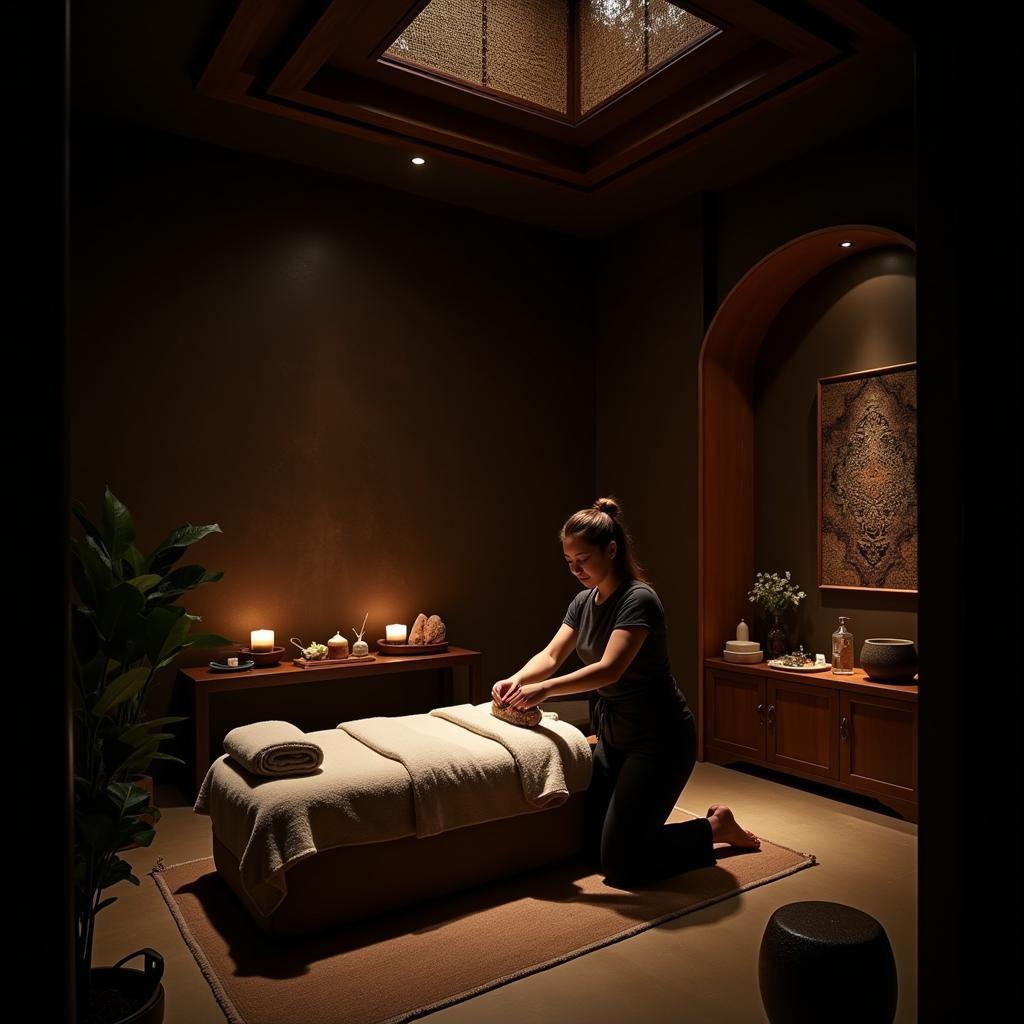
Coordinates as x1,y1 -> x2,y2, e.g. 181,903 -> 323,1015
153,808 -> 816,1024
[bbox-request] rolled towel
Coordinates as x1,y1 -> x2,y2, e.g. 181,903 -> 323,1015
223,720 -> 324,777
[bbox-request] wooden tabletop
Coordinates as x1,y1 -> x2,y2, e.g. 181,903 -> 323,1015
704,656 -> 918,700
179,645 -> 482,690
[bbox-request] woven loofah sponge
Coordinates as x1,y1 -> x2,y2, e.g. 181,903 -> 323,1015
489,701 -> 543,728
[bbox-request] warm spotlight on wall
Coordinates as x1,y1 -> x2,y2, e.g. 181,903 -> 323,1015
411,156 -> 426,165
839,240 -> 854,248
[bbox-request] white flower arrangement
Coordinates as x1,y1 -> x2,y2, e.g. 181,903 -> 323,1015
748,570 -> 806,616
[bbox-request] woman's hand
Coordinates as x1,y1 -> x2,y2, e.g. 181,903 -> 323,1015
503,680 -> 549,711
491,679 -> 517,705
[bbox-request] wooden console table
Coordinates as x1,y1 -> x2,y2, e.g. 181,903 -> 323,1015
703,657 -> 919,821
178,646 -> 483,799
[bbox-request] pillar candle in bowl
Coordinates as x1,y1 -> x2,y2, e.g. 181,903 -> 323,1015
385,624 -> 407,643
251,629 -> 275,652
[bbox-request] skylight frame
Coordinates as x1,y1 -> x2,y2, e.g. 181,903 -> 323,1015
376,0 -> 726,126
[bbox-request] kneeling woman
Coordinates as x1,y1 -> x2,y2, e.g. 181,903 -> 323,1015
493,496 -> 759,886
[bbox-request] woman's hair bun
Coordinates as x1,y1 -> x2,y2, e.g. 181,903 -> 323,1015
594,497 -> 619,519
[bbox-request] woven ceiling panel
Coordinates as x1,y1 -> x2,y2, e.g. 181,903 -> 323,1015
648,1 -> 717,70
579,0 -> 646,115
579,0 -> 717,115
384,0 -> 483,84
385,0 -> 716,120
486,0 -> 568,114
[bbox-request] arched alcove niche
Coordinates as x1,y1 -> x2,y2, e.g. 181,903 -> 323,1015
696,225 -> 915,759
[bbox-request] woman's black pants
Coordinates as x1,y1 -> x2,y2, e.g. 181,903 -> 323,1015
583,712 -> 716,886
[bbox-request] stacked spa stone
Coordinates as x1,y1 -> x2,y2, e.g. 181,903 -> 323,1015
724,638 -> 763,664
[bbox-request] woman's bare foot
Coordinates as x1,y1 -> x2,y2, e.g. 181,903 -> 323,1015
705,803 -> 761,849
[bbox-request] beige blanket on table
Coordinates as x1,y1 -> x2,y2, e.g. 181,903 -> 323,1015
194,703 -> 592,916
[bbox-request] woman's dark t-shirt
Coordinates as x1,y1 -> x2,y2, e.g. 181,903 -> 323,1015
563,578 -> 693,747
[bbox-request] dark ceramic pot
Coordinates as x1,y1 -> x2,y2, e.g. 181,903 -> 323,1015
860,639 -> 918,682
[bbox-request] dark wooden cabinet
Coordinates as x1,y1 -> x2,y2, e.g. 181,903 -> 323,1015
704,658 -> 918,821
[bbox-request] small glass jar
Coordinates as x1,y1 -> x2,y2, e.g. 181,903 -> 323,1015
831,616 -> 854,674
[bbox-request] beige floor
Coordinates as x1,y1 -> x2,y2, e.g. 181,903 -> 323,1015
100,761 -> 917,1024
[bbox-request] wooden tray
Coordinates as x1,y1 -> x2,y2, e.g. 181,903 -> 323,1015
376,639 -> 449,655
293,655 -> 378,669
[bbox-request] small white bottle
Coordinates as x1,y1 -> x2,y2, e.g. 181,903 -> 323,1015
736,619 -> 750,641
831,616 -> 854,674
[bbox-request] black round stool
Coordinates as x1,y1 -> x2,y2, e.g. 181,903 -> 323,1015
758,901 -> 898,1024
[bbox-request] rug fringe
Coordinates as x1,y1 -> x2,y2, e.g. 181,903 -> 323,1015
152,864 -> 247,1024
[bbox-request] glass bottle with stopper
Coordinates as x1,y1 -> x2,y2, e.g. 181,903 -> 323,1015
352,613 -> 369,658
831,616 -> 854,674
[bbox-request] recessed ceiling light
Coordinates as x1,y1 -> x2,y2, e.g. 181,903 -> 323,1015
839,240 -> 854,248
411,156 -> 425,165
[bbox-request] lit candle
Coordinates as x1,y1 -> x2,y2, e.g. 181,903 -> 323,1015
251,629 -> 275,652
386,623 -> 407,643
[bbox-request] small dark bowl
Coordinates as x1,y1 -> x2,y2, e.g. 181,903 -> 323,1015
238,645 -> 286,667
860,638 -> 918,682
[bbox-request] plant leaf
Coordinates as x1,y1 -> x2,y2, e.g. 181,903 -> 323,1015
122,544 -> 146,577
127,574 -> 162,594
96,583 -> 145,660
148,752 -> 186,766
102,487 -> 137,565
73,536 -> 113,604
143,606 -> 186,667
184,632 -> 236,650
93,666 -> 150,718
146,523 -> 223,575
71,499 -> 106,551
118,716 -> 187,745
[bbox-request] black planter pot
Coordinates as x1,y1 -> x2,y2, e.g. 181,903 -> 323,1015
82,949 -> 164,1024
860,639 -> 918,682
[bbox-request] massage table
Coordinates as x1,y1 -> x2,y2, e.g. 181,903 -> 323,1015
194,703 -> 594,939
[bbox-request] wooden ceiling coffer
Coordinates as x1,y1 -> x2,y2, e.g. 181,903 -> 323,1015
198,0 -> 907,192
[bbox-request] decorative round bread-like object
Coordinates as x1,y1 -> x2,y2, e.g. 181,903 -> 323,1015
409,613 -> 428,645
424,614 -> 446,644
490,701 -> 543,728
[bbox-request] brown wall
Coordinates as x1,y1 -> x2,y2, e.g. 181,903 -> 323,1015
592,111 -> 914,704
593,199 -> 706,703
69,108 -> 915,767
69,120 -> 597,759
716,111 -> 914,299
753,245 -> 917,659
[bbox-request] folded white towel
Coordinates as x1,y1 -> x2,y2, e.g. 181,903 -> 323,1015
223,720 -> 324,776
430,703 -> 586,809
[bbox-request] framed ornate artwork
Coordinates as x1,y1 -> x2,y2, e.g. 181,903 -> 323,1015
817,362 -> 917,593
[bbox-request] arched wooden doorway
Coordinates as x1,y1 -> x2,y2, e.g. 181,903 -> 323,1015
696,225 -> 915,759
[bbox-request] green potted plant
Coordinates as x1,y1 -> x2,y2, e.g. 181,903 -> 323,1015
747,570 -> 806,658
71,487 -> 233,1023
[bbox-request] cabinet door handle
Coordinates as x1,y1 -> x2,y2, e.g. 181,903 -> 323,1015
767,704 -> 775,728
756,703 -> 764,724
840,716 -> 847,741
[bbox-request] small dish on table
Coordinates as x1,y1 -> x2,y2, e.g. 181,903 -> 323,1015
209,658 -> 256,673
